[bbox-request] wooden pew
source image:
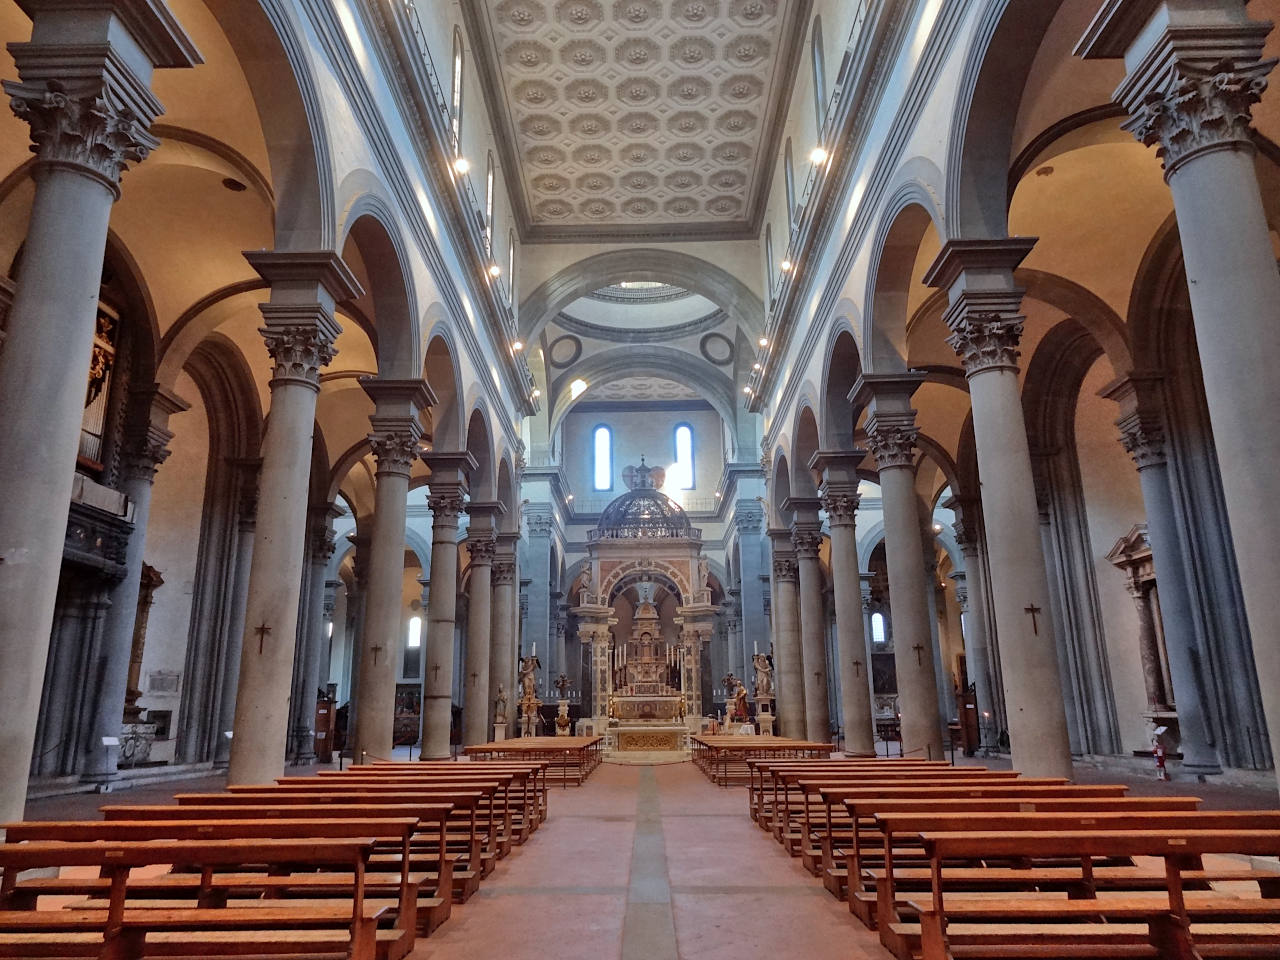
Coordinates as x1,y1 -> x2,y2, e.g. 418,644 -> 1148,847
0,838 -> 384,959
906,829 -> 1280,960
746,759 -> 951,826
166,790 -> 487,902
821,795 -> 1203,905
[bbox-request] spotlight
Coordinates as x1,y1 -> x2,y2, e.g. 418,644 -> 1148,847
752,362 -> 761,370
810,146 -> 829,165
512,340 -> 524,351
488,263 -> 502,278
531,388 -> 541,399
758,337 -> 768,348
453,156 -> 470,174
743,386 -> 753,395
780,259 -> 793,272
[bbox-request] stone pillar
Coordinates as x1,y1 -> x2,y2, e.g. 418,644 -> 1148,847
290,510 -> 335,765
733,502 -> 769,665
524,506 -> 555,675
767,533 -> 805,738
0,2 -> 198,821
80,387 -> 187,785
855,375 -> 944,761
1079,2 -> 1280,783
461,505 -> 500,746
419,453 -> 474,758
227,252 -> 361,785
1104,375 -> 1222,775
489,535 -> 518,740
949,510 -> 998,752
924,241 -> 1073,779
214,463 -> 259,769
351,381 -> 429,763
724,597 -> 743,685
813,452 -> 876,755
789,504 -> 831,743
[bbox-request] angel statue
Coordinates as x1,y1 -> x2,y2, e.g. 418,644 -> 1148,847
752,652 -> 774,699
518,655 -> 540,700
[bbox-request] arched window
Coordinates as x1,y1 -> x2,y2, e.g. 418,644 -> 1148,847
673,423 -> 694,490
783,138 -> 796,225
404,615 -> 422,679
407,616 -> 422,648
507,229 -> 517,305
764,223 -> 775,301
451,27 -> 465,153
870,611 -> 887,646
811,17 -> 826,133
484,151 -> 495,249
593,425 -> 612,491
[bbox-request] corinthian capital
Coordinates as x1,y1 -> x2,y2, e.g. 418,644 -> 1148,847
790,526 -> 822,559
1117,414 -> 1167,470
427,490 -> 466,525
864,423 -> 918,470
261,324 -> 337,389
120,425 -> 174,483
6,78 -> 159,196
772,555 -> 798,583
946,312 -> 1024,376
492,559 -> 516,585
1125,58 -> 1275,178
368,419 -> 422,479
467,535 -> 497,566
820,491 -> 860,528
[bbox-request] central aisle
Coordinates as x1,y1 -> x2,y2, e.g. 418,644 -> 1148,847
414,761 -> 892,960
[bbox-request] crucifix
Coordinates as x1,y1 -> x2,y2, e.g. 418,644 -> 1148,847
430,664 -> 441,683
911,643 -> 925,666
469,671 -> 479,687
813,670 -> 823,684
370,643 -> 384,666
1024,604 -> 1042,636
851,658 -> 863,678
253,622 -> 272,654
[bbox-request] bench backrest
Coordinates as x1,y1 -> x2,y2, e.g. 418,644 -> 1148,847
4,818 -> 422,843
922,829 -> 1280,860
842,796 -> 1201,816
876,810 -> 1280,836
101,804 -> 451,823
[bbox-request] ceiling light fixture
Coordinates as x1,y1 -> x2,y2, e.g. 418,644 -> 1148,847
780,259 -> 793,272
453,156 -> 470,175
531,388 -> 541,399
752,362 -> 761,371
810,146 -> 829,165
488,263 -> 502,278
758,337 -> 769,348
512,340 -> 524,351
743,386 -> 752,395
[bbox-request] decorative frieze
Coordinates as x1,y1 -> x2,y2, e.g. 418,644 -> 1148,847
946,312 -> 1024,375
1125,58 -> 1275,178
5,78 -> 159,195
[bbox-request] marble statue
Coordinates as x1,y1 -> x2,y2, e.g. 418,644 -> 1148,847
752,653 -> 774,699
519,656 -> 539,700
731,680 -> 749,722
494,684 -> 508,724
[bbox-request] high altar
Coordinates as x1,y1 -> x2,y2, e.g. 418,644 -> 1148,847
572,460 -> 717,752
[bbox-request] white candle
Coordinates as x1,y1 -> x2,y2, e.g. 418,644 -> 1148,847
753,640 -> 758,654
531,642 -> 536,655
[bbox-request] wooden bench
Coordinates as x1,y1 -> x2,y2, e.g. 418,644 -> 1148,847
0,838 -> 385,959
745,759 -> 952,826
906,829 -> 1280,960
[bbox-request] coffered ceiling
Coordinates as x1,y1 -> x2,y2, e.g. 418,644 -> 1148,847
464,0 -> 809,241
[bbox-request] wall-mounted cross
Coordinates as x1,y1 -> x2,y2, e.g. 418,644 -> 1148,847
430,664 -> 441,682
469,671 -> 479,687
254,622 -> 272,654
813,670 -> 823,683
851,659 -> 863,678
1024,604 -> 1043,635
371,643 -> 384,666
912,643 -> 925,666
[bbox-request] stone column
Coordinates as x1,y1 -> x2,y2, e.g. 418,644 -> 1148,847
0,2 -> 198,821
789,504 -> 831,743
419,453 -> 474,758
767,533 -> 805,738
854,375 -> 944,761
924,242 -> 1073,779
724,597 -> 743,685
524,506 -> 555,675
461,505 -> 500,746
80,387 -> 187,785
813,452 -> 876,755
290,510 -> 335,765
214,463 -> 259,769
949,513 -> 998,752
734,502 -> 770,664
1079,3 -> 1280,783
351,381 -> 429,763
227,252 -> 361,785
1104,375 -> 1221,775
489,535 -> 518,740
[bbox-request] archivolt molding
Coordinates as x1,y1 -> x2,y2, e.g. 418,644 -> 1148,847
601,558 -> 690,608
